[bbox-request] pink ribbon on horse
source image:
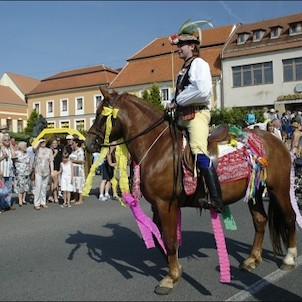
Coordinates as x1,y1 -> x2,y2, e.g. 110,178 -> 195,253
122,192 -> 167,254
210,209 -> 231,283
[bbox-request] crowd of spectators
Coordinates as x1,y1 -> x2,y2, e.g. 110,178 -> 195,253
248,107 -> 302,154
0,133 -> 86,213
2,107 -> 302,213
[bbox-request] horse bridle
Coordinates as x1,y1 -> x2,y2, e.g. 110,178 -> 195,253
87,106 -> 166,148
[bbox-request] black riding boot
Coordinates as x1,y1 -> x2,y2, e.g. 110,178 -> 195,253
200,166 -> 224,213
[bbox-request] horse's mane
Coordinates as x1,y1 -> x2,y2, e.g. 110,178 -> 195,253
118,92 -> 165,121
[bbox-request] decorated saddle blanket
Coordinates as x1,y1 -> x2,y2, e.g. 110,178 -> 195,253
182,131 -> 266,194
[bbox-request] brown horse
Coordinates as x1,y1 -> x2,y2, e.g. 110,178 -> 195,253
85,88 -> 298,295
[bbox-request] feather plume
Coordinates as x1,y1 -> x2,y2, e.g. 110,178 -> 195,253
178,19 -> 213,35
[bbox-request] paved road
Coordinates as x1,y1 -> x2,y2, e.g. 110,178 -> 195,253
1,179 -> 302,301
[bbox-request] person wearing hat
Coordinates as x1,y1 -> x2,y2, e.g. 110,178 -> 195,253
269,108 -> 277,121
290,121 -> 302,156
167,19 -> 223,213
65,135 -> 74,155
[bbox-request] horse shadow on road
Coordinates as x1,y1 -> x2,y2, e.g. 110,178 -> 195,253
65,223 -> 298,299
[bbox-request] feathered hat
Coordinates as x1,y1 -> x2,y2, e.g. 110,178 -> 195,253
169,19 -> 213,46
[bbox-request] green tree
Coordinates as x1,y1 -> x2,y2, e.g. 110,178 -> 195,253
142,83 -> 164,110
24,109 -> 39,135
210,107 -> 265,128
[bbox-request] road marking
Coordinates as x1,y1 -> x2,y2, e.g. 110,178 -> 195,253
226,255 -> 302,301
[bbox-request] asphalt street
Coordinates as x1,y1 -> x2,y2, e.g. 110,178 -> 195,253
0,177 -> 302,301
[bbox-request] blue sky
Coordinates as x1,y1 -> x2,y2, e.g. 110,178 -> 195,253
0,1 -> 301,79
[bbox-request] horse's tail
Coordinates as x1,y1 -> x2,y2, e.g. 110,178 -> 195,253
268,198 -> 288,257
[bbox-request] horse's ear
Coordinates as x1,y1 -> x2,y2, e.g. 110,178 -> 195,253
99,86 -> 112,101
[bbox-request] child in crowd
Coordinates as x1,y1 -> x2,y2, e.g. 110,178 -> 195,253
59,152 -> 73,208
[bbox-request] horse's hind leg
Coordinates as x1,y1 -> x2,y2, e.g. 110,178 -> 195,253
240,190 -> 267,271
269,187 -> 297,270
153,202 -> 182,295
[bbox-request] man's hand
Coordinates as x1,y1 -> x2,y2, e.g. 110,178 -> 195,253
167,102 -> 176,110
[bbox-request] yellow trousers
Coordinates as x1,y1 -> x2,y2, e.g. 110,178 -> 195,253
182,109 -> 211,156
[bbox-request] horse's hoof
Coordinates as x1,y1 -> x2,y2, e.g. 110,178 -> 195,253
239,263 -> 255,272
280,263 -> 295,271
154,285 -> 173,295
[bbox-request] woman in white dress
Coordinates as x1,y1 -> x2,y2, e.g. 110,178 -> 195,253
69,138 -> 85,205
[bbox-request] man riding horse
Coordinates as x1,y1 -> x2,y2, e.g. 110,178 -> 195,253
168,19 -> 223,213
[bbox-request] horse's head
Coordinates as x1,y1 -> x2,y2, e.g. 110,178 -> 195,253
85,88 -> 122,153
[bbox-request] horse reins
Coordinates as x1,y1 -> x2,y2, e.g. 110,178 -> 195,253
88,115 -> 166,148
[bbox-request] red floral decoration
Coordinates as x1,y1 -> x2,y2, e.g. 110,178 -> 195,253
169,33 -> 179,45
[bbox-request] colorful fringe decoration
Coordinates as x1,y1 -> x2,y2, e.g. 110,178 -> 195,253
82,146 -> 108,197
290,153 -> 302,229
210,209 -> 231,283
221,205 -> 237,230
122,192 -> 167,253
244,133 -> 267,204
83,106 -> 119,197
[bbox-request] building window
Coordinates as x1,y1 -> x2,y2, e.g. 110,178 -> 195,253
270,26 -> 282,39
33,103 -> 40,114
47,101 -> 53,114
60,121 -> 70,128
161,88 -> 169,101
47,122 -> 55,128
237,33 -> 249,44
283,57 -> 302,82
75,120 -> 85,131
6,119 -> 12,132
253,30 -> 265,42
60,99 -> 68,116
289,22 -> 302,36
75,97 -> 84,112
17,120 -> 23,132
232,62 -> 273,87
94,95 -> 103,110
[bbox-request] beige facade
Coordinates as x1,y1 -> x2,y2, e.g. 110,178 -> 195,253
0,72 -> 39,132
27,87 -> 103,131
26,65 -> 119,131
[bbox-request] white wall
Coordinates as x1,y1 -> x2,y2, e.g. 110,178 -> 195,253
222,48 -> 302,108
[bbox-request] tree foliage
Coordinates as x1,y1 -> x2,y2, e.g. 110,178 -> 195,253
210,107 -> 265,128
24,109 -> 39,135
142,83 -> 164,110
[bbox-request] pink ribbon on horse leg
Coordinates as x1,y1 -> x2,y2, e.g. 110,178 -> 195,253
210,209 -> 231,283
122,192 -> 167,254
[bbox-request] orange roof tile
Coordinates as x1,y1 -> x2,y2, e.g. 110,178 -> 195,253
129,25 -> 235,60
110,47 -> 223,89
27,65 -> 119,95
222,13 -> 302,58
110,25 -> 234,89
0,86 -> 27,106
6,72 -> 40,94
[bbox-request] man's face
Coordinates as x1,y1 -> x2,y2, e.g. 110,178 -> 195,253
177,43 -> 194,60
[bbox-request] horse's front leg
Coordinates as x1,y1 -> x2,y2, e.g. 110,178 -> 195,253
240,192 -> 267,271
154,201 -> 182,295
